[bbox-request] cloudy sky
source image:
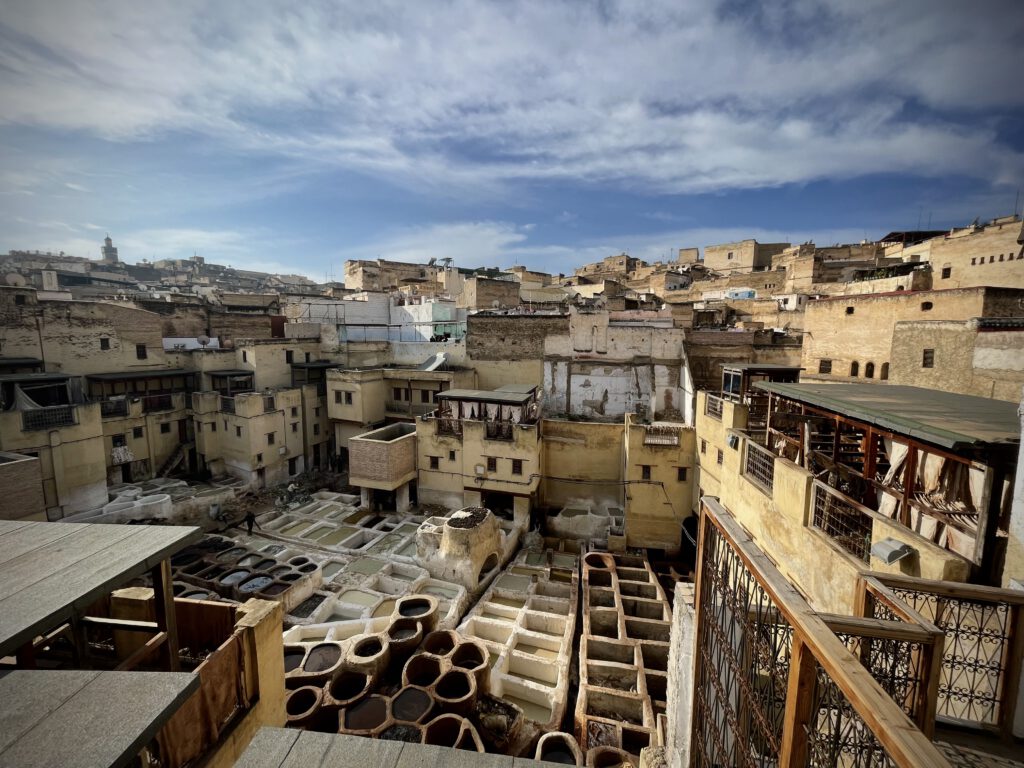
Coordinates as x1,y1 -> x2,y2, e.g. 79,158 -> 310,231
2,0 -> 1022,278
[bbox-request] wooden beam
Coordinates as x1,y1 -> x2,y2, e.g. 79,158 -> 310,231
150,559 -> 180,672
998,604 -> 1024,741
114,631 -> 167,671
779,638 -> 817,767
870,573 -> 1024,605
81,616 -> 160,633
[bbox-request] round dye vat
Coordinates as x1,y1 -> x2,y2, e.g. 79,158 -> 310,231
380,724 -> 422,743
269,565 -> 291,576
286,687 -> 318,717
171,551 -> 200,567
353,637 -> 383,658
404,655 -> 441,686
220,570 -> 250,586
329,671 -> 368,704
289,556 -> 310,566
423,631 -> 456,656
283,648 -> 305,673
253,558 -> 276,570
392,687 -> 432,722
452,644 -> 485,671
391,627 -> 417,641
397,597 -> 431,618
303,643 -> 341,673
217,547 -> 248,562
260,583 -> 289,596
182,590 -> 211,600
435,670 -> 470,700
236,554 -> 261,567
239,576 -> 273,593
541,749 -> 576,765
344,696 -> 387,731
297,562 -> 318,573
279,573 -> 302,582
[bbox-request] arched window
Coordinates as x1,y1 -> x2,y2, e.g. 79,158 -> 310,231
850,362 -> 859,377
880,363 -> 889,380
865,362 -> 875,378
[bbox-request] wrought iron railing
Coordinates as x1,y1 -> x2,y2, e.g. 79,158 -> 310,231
22,405 -> 76,432
691,500 -> 950,768
704,394 -> 723,420
743,438 -> 776,493
811,480 -> 873,562
100,399 -> 128,418
859,573 -> 1024,739
219,396 -> 236,414
436,418 -> 462,438
263,395 -> 275,413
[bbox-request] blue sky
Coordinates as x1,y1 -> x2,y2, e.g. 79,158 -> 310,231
2,0 -> 1022,279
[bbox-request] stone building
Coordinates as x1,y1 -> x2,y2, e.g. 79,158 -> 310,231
701,239 -> 789,275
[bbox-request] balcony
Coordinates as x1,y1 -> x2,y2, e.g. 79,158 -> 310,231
704,393 -> 723,420
386,400 -> 436,417
22,405 -> 76,432
742,438 -> 776,493
436,417 -> 462,438
219,396 -> 236,414
100,399 -> 129,418
484,421 -> 513,441
811,480 -> 873,563
142,394 -> 175,413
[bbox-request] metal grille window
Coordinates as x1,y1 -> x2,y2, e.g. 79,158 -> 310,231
263,396 -> 275,412
811,482 -> 872,562
486,457 -> 497,472
641,465 -> 651,480
429,456 -> 439,470
922,349 -> 935,368
512,459 -> 523,475
700,439 -> 707,454
22,406 -> 76,431
743,440 -> 775,493
819,359 -> 832,374
716,449 -> 723,465
704,394 -> 723,419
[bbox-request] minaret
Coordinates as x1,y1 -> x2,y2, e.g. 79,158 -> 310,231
101,234 -> 119,264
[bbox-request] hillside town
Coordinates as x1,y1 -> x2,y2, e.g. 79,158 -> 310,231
1,217 -> 1022,768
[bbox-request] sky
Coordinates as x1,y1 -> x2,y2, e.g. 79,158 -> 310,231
2,0 -> 1023,280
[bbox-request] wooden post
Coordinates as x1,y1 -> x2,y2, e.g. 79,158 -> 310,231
150,559 -> 180,672
779,637 -> 817,767
862,428 -> 877,508
918,629 -> 944,738
900,447 -> 917,527
999,604 -> 1024,741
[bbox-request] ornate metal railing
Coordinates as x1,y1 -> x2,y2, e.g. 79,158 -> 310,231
704,394 -> 723,420
142,394 -> 174,413
691,500 -> 950,768
484,421 -> 513,441
436,418 -> 462,438
22,405 -> 76,432
859,573 -> 1024,739
743,439 -> 776,493
811,480 -> 873,562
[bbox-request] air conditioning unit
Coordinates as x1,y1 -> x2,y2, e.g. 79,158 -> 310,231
474,464 -> 485,475
278,446 -> 288,456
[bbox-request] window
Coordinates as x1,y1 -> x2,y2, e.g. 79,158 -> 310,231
999,254 -> 1005,262
941,266 -> 951,279
922,349 -> 935,368
291,422 -> 298,433
700,439 -> 707,454
421,389 -> 431,403
880,362 -> 889,380
286,350 -> 294,364
864,362 -> 875,378
112,433 -> 126,447
393,387 -> 404,401
289,457 -> 298,475
100,337 -> 110,350
335,391 -> 342,404
971,257 -> 976,265
487,457 -> 497,472
210,422 -> 217,432
314,407 -> 321,417
641,465 -> 651,480
160,423 -> 170,434
818,359 -> 832,374
236,426 -> 242,437
447,450 -> 455,461
850,361 -> 859,377
512,459 -> 523,475
14,294 -> 25,306
921,301 -> 933,311
256,453 -> 263,464
677,467 -> 688,481
242,351 -> 247,363
267,432 -> 275,445
345,392 -> 352,405
429,456 -> 439,470
989,255 -> 994,263
313,424 -> 320,436
304,352 -> 311,362
223,420 -> 227,430
291,406 -> 298,417
727,251 -> 734,260
136,344 -> 147,360
716,449 -> 724,465
132,426 -> 143,439
845,306 -> 854,315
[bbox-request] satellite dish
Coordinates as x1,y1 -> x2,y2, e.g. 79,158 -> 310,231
197,335 -> 211,349
5,273 -> 26,287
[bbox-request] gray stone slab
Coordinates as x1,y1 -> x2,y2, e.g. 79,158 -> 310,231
319,733 -> 405,768
0,522 -> 77,566
0,670 -> 99,753
0,670 -> 198,768
280,731 -> 336,767
395,742 -> 512,768
234,728 -> 300,768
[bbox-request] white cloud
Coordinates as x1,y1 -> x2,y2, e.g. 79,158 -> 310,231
0,0 -> 1020,196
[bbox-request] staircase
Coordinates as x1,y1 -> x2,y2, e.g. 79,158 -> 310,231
157,441 -> 193,477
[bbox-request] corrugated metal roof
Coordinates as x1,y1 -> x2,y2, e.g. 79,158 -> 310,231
755,382 -> 1019,451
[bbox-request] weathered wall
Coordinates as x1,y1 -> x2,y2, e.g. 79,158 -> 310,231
539,419 -> 624,510
349,429 -> 416,490
693,392 -> 747,500
924,218 -> 1024,290
467,314 -> 568,360
0,452 -> 46,520
889,320 -> 1024,402
458,277 -> 521,310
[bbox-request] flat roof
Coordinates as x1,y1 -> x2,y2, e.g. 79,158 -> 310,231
289,361 -> 339,369
0,357 -> 43,367
207,369 -> 254,378
437,388 -> 535,405
496,383 -> 538,394
86,368 -> 196,381
0,521 -> 201,657
0,373 -> 71,384
720,363 -> 803,373
756,382 -> 1020,451
0,669 -> 198,768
